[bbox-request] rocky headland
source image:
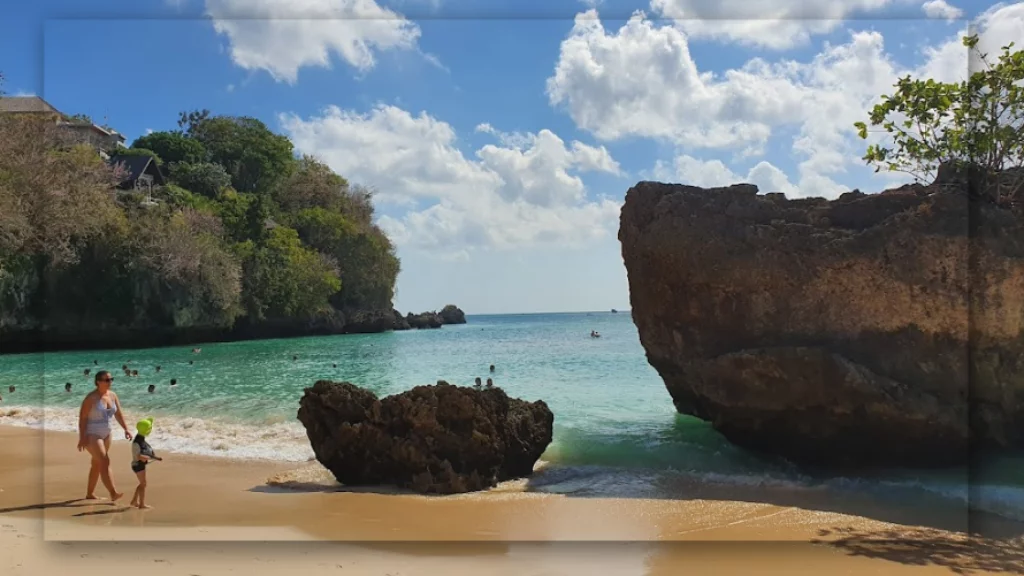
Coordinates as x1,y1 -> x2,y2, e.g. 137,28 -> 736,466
618,169 -> 1024,467
297,380 -> 554,494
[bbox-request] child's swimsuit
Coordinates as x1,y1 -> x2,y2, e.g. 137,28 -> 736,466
131,434 -> 156,473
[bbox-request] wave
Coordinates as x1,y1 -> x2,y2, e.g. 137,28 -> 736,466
0,403 -> 314,462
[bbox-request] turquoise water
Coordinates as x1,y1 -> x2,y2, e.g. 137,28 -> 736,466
2,312 -> 1023,520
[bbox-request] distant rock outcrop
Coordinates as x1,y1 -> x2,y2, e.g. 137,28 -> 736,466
296,380 -> 554,494
343,309 -> 408,334
406,311 -> 443,329
618,173 -> 1024,468
438,304 -> 467,325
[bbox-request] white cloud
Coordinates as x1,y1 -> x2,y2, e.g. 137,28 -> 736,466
549,5 -> 1024,199
650,0 -> 896,50
652,155 -> 801,197
145,128 -> 154,135
280,105 -> 622,253
921,0 -> 964,20
205,0 -> 421,83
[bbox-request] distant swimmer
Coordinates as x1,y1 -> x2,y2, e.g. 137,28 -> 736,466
84,368 -> 91,376
188,360 -> 194,365
292,355 -> 297,361
93,360 -> 98,365
332,363 -> 337,368
155,366 -> 161,373
122,364 -> 128,371
590,330 -> 601,338
489,364 -> 495,373
147,385 -> 155,394
131,370 -> 139,377
65,382 -> 72,392
474,377 -> 482,388
192,348 -> 201,354
486,378 -> 494,388
8,385 -> 14,393
169,379 -> 177,387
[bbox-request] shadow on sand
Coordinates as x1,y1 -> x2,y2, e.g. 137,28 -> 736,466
811,526 -> 1024,575
0,499 -> 116,514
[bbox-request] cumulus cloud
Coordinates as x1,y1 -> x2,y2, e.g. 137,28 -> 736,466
921,0 -> 964,20
652,155 -> 801,197
205,0 -> 421,83
280,105 -> 622,253
650,0 -> 896,50
548,4 -> 1024,199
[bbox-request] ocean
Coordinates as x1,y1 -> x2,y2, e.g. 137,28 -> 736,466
2,311 -> 1023,522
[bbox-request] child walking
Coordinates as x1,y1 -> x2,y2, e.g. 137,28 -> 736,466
129,418 -> 161,509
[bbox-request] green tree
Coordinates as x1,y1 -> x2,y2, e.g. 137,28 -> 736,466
291,208 -> 399,311
131,131 -> 207,165
169,161 -> 232,198
112,147 -> 163,164
241,226 -> 340,320
855,35 -> 1024,201
273,155 -> 348,213
178,112 -> 294,194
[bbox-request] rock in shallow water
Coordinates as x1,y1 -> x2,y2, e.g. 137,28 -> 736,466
296,380 -> 554,494
618,174 -> 1024,468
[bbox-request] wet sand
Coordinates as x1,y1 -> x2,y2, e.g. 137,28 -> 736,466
2,425 -> 1023,574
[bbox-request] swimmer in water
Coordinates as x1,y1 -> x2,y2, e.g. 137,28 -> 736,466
94,360 -> 98,365
169,379 -> 177,387
84,368 -> 91,376
489,364 -> 495,373
155,366 -> 161,373
8,385 -> 14,393
474,377 -> 482,388
147,385 -> 155,394
131,370 -> 139,377
188,360 -> 193,365
332,363 -> 337,368
486,378 -> 494,388
292,355 -> 297,361
65,382 -> 72,393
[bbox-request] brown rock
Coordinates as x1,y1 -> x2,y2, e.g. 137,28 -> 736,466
296,380 -> 554,494
618,176 -> 1024,468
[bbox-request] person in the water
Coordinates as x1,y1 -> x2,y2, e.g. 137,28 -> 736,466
486,378 -> 494,388
474,377 -> 482,388
147,385 -> 155,394
84,368 -> 90,377
65,382 -> 72,393
169,379 -> 177,387
489,364 -> 495,373
129,417 -> 161,509
155,366 -> 161,373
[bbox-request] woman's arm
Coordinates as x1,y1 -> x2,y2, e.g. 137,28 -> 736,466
77,395 -> 93,450
112,393 -> 131,439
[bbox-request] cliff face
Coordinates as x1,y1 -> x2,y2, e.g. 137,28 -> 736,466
618,176 -> 1024,467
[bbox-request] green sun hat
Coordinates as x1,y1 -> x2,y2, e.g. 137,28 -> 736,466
136,417 -> 154,436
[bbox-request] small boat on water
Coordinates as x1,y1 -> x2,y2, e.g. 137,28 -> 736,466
611,309 -> 618,314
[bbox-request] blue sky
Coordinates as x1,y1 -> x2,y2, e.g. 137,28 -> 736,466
1,0 -> 1018,314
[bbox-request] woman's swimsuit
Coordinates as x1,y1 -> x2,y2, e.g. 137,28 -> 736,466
85,395 -> 117,439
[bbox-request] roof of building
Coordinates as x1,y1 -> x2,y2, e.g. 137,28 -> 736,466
0,96 -> 62,114
108,154 -> 166,185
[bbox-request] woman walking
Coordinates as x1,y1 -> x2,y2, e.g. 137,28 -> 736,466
77,370 -> 131,501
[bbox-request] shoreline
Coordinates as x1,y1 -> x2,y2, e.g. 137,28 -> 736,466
4,426 -> 1024,574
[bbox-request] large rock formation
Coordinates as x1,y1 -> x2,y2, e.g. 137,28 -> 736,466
343,309 -> 409,333
439,304 -> 467,325
619,175 -> 1024,468
297,380 -> 554,494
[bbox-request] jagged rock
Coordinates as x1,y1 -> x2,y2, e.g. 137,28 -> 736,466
618,175 -> 1024,468
296,380 -> 554,494
406,311 -> 443,329
438,304 -> 467,325
343,309 -> 406,334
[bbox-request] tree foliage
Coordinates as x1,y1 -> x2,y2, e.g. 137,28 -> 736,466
113,146 -> 163,164
855,35 -> 1024,201
131,131 -> 207,165
241,226 -> 341,320
178,111 -> 294,194
169,161 -> 232,198
0,105 -> 402,339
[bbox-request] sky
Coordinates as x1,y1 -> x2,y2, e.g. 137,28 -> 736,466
1,0 -> 1021,314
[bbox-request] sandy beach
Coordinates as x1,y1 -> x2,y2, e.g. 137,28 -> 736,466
2,425 -> 1023,574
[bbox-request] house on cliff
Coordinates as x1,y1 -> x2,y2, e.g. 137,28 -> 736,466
0,96 -> 126,157
107,153 -> 166,206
